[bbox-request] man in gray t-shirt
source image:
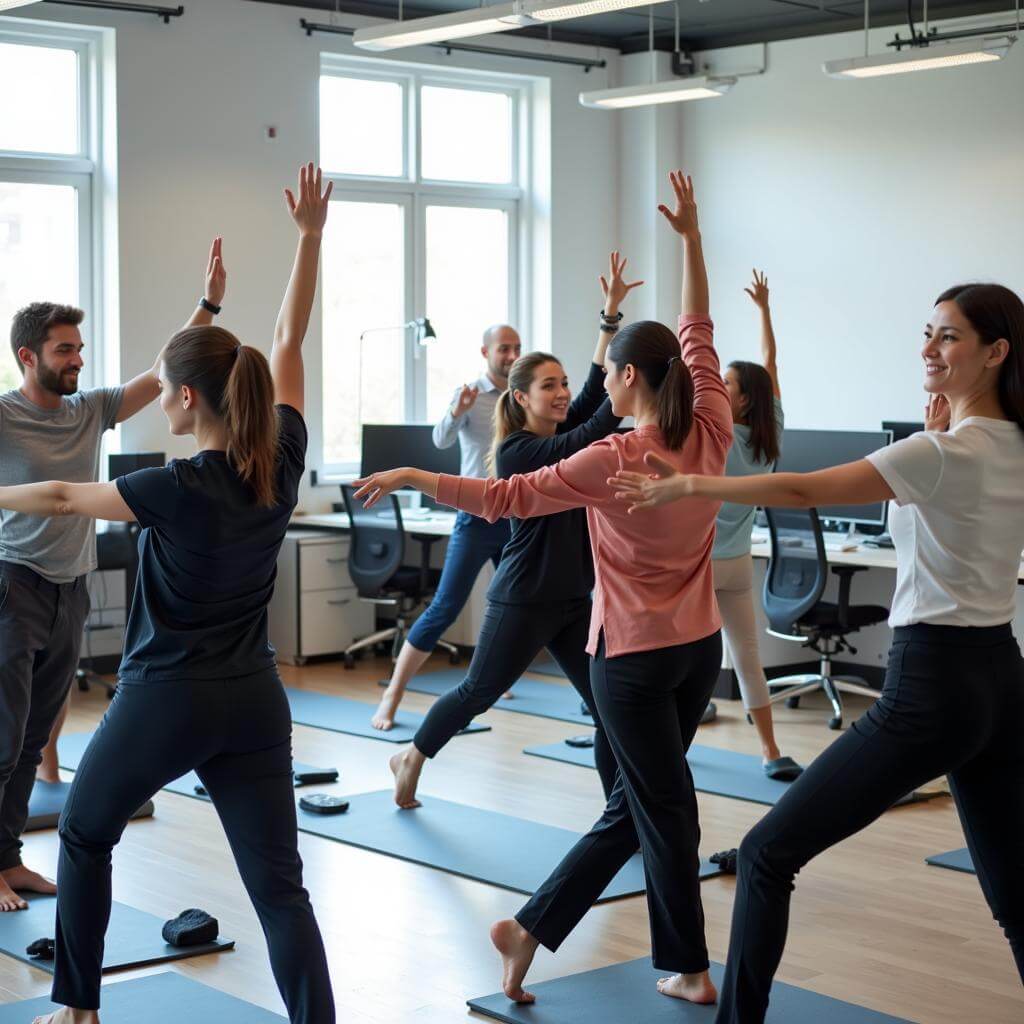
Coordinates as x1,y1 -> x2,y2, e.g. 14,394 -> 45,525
0,241 -> 225,910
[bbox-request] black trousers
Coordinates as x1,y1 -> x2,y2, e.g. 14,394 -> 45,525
413,596 -> 618,800
715,623 -> 1024,1024
517,630 -> 722,973
52,669 -> 334,1022
0,562 -> 90,871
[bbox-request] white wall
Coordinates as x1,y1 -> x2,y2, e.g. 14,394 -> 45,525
12,0 -> 620,511
670,17 -> 1024,431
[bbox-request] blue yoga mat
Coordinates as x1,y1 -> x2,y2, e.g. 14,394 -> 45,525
0,972 -> 283,1022
0,895 -> 233,975
287,686 -> 491,742
297,790 -> 724,899
58,732 -> 337,802
926,847 -> 975,874
401,668 -> 594,725
469,957 -> 913,1023
25,779 -> 153,832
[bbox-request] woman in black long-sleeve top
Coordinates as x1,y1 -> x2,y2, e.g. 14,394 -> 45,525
388,252 -> 642,808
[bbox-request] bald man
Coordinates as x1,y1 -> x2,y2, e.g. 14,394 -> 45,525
372,324 -> 520,730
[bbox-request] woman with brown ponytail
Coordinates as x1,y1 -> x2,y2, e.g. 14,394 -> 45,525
386,251 -> 640,810
0,164 -> 336,1024
355,172 -> 733,1008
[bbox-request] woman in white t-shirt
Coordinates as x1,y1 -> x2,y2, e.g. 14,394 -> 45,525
610,282 -> 1024,1022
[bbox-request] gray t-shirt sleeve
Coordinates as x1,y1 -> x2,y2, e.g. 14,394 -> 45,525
81,386 -> 125,431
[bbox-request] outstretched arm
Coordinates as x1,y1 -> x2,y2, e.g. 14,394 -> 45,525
596,249 -> 643,367
609,452 -> 893,513
271,163 -> 333,417
116,237 -> 228,424
744,269 -> 780,398
658,172 -> 708,319
0,481 -> 135,522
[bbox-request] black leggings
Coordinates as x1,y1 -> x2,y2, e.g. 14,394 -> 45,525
715,623 -> 1024,1023
52,670 -> 334,1023
413,596 -> 618,800
517,630 -> 722,973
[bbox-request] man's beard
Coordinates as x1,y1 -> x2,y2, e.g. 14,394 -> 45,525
37,361 -> 79,396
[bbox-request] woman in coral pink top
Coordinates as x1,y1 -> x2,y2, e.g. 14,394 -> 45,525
355,172 -> 733,1008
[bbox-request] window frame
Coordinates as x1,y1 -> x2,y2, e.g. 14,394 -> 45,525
317,55 -> 529,477
0,18 -> 110,392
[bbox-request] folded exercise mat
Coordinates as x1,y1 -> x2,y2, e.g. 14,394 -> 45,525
0,894 -> 233,975
297,790 -> 724,899
926,847 -> 975,874
399,669 -> 595,726
287,687 -> 490,742
525,742 -> 942,810
58,732 -> 337,801
0,971 -> 284,1022
468,957 -> 912,1024
25,778 -> 154,832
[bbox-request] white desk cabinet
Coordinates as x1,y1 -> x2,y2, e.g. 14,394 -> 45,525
269,530 -> 375,665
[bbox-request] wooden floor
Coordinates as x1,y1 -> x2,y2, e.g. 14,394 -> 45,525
2,655 -> 1020,1022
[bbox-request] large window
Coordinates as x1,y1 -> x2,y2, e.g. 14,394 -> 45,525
319,61 -> 525,470
0,26 -> 100,394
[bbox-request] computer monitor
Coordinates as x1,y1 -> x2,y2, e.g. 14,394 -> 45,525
108,453 -> 166,480
882,420 -> 924,444
777,428 -> 892,531
361,425 -> 461,509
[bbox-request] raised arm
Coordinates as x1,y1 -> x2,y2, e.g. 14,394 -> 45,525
658,172 -> 708,319
271,163 -> 333,417
116,237 -> 228,424
0,481 -> 135,522
609,453 -> 893,513
433,384 -> 477,449
744,269 -> 780,398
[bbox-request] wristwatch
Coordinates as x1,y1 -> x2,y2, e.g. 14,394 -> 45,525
199,297 -> 222,315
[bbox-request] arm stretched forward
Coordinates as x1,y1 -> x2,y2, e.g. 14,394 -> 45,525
0,481 -> 136,522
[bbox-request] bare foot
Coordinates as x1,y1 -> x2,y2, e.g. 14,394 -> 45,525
33,1006 -> 100,1024
491,918 -> 539,1003
35,753 -> 61,785
0,865 -> 56,912
389,749 -> 424,809
372,686 -> 403,731
500,690 -> 515,701
656,970 -> 718,1004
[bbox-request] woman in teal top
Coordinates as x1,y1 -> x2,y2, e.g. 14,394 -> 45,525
712,271 -> 801,780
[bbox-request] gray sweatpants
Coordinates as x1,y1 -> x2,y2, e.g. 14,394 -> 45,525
0,561 -> 90,870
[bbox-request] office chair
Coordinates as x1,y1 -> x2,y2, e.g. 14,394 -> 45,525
339,485 -> 459,668
762,507 -> 889,730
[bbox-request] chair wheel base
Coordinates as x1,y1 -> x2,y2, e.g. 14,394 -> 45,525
786,696 -> 801,709
448,651 -> 461,665
828,715 -> 843,730
343,654 -> 356,670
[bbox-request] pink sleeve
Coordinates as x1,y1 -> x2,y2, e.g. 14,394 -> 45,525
435,441 -> 620,522
678,315 -> 733,458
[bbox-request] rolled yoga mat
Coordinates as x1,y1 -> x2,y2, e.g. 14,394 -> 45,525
57,732 -> 337,803
0,895 -> 233,975
0,971 -> 283,1022
297,790 -> 725,899
286,686 -> 490,742
525,741 -> 941,809
25,779 -> 153,832
468,957 -> 913,1024
925,847 -> 975,874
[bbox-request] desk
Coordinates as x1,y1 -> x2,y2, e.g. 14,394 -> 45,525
292,511 -> 457,539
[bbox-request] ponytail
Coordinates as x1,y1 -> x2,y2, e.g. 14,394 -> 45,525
164,325 -> 280,507
224,347 -> 279,507
608,321 -> 694,451
487,351 -> 560,474
728,360 -> 780,464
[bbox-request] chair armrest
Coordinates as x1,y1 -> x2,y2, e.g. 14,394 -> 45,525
831,565 -> 867,631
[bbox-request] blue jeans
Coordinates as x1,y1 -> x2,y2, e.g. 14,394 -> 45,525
406,512 -> 509,652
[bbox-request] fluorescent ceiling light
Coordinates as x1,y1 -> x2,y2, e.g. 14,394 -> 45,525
354,0 -> 657,52
579,75 -> 736,109
824,34 -> 1015,78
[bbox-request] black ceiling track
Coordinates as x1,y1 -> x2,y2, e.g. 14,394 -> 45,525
43,0 -> 184,22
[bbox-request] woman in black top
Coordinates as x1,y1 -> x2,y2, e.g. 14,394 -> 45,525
387,252 -> 642,810
0,165 -> 335,1024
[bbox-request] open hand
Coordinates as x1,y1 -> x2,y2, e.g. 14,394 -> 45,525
352,469 -> 409,510
284,163 -> 333,237
608,452 -> 695,512
600,251 -> 644,312
924,394 -> 950,433
204,237 -> 227,307
744,269 -> 769,311
453,384 -> 479,417
657,171 -> 699,239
